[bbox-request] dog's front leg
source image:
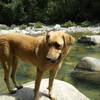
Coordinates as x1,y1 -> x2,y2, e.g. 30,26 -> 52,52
34,68 -> 43,100
47,69 -> 58,100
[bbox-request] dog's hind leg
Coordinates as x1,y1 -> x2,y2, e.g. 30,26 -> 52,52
11,56 -> 23,90
2,61 -> 12,93
0,40 -> 16,93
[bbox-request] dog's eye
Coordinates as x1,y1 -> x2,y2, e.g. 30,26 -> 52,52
55,42 -> 61,49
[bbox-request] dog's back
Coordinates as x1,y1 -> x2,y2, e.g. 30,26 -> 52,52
0,33 -> 40,65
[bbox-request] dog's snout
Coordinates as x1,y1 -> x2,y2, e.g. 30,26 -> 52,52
46,56 -> 56,63
46,53 -> 61,63
46,56 -> 51,61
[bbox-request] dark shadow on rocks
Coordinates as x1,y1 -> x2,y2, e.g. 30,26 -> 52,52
0,87 -> 50,100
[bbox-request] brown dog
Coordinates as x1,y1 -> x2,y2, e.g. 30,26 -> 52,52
0,31 -> 75,100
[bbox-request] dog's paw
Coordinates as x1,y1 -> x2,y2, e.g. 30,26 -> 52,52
49,93 -> 57,100
50,97 -> 56,100
10,90 -> 17,94
16,86 -> 23,90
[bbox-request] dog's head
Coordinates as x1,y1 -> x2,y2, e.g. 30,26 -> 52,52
45,31 -> 75,63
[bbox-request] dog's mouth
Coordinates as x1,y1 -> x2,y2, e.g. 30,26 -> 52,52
46,53 -> 62,64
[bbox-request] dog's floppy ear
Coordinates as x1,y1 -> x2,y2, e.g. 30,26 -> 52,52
68,34 -> 75,45
63,33 -> 75,47
44,29 -> 50,42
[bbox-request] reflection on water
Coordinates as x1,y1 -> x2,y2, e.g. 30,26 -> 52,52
0,34 -> 100,100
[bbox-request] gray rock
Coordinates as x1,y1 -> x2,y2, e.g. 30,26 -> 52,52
53,24 -> 61,31
78,35 -> 100,45
0,79 -> 89,100
65,26 -> 100,34
28,23 -> 35,26
71,57 -> 100,83
0,24 -> 100,35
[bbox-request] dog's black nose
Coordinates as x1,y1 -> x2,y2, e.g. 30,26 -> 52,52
46,56 -> 56,63
46,56 -> 51,61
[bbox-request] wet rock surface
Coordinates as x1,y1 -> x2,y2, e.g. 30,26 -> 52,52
78,35 -> 100,45
71,57 -> 100,83
0,79 -> 89,100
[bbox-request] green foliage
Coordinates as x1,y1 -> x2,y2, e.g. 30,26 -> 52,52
13,0 -> 27,24
34,22 -> 44,28
0,25 -> 8,30
0,0 -> 100,25
80,21 -> 91,27
0,1 -> 14,25
61,21 -> 76,27
0,0 -> 27,25
19,24 -> 27,30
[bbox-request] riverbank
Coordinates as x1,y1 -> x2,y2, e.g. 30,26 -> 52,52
0,24 -> 100,35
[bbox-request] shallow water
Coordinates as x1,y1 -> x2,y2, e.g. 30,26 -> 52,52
0,33 -> 100,100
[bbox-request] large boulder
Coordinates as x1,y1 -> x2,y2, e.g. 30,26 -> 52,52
0,79 -> 89,100
78,35 -> 100,45
71,57 -> 100,83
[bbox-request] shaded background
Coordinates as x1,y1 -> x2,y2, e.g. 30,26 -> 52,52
0,0 -> 100,25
